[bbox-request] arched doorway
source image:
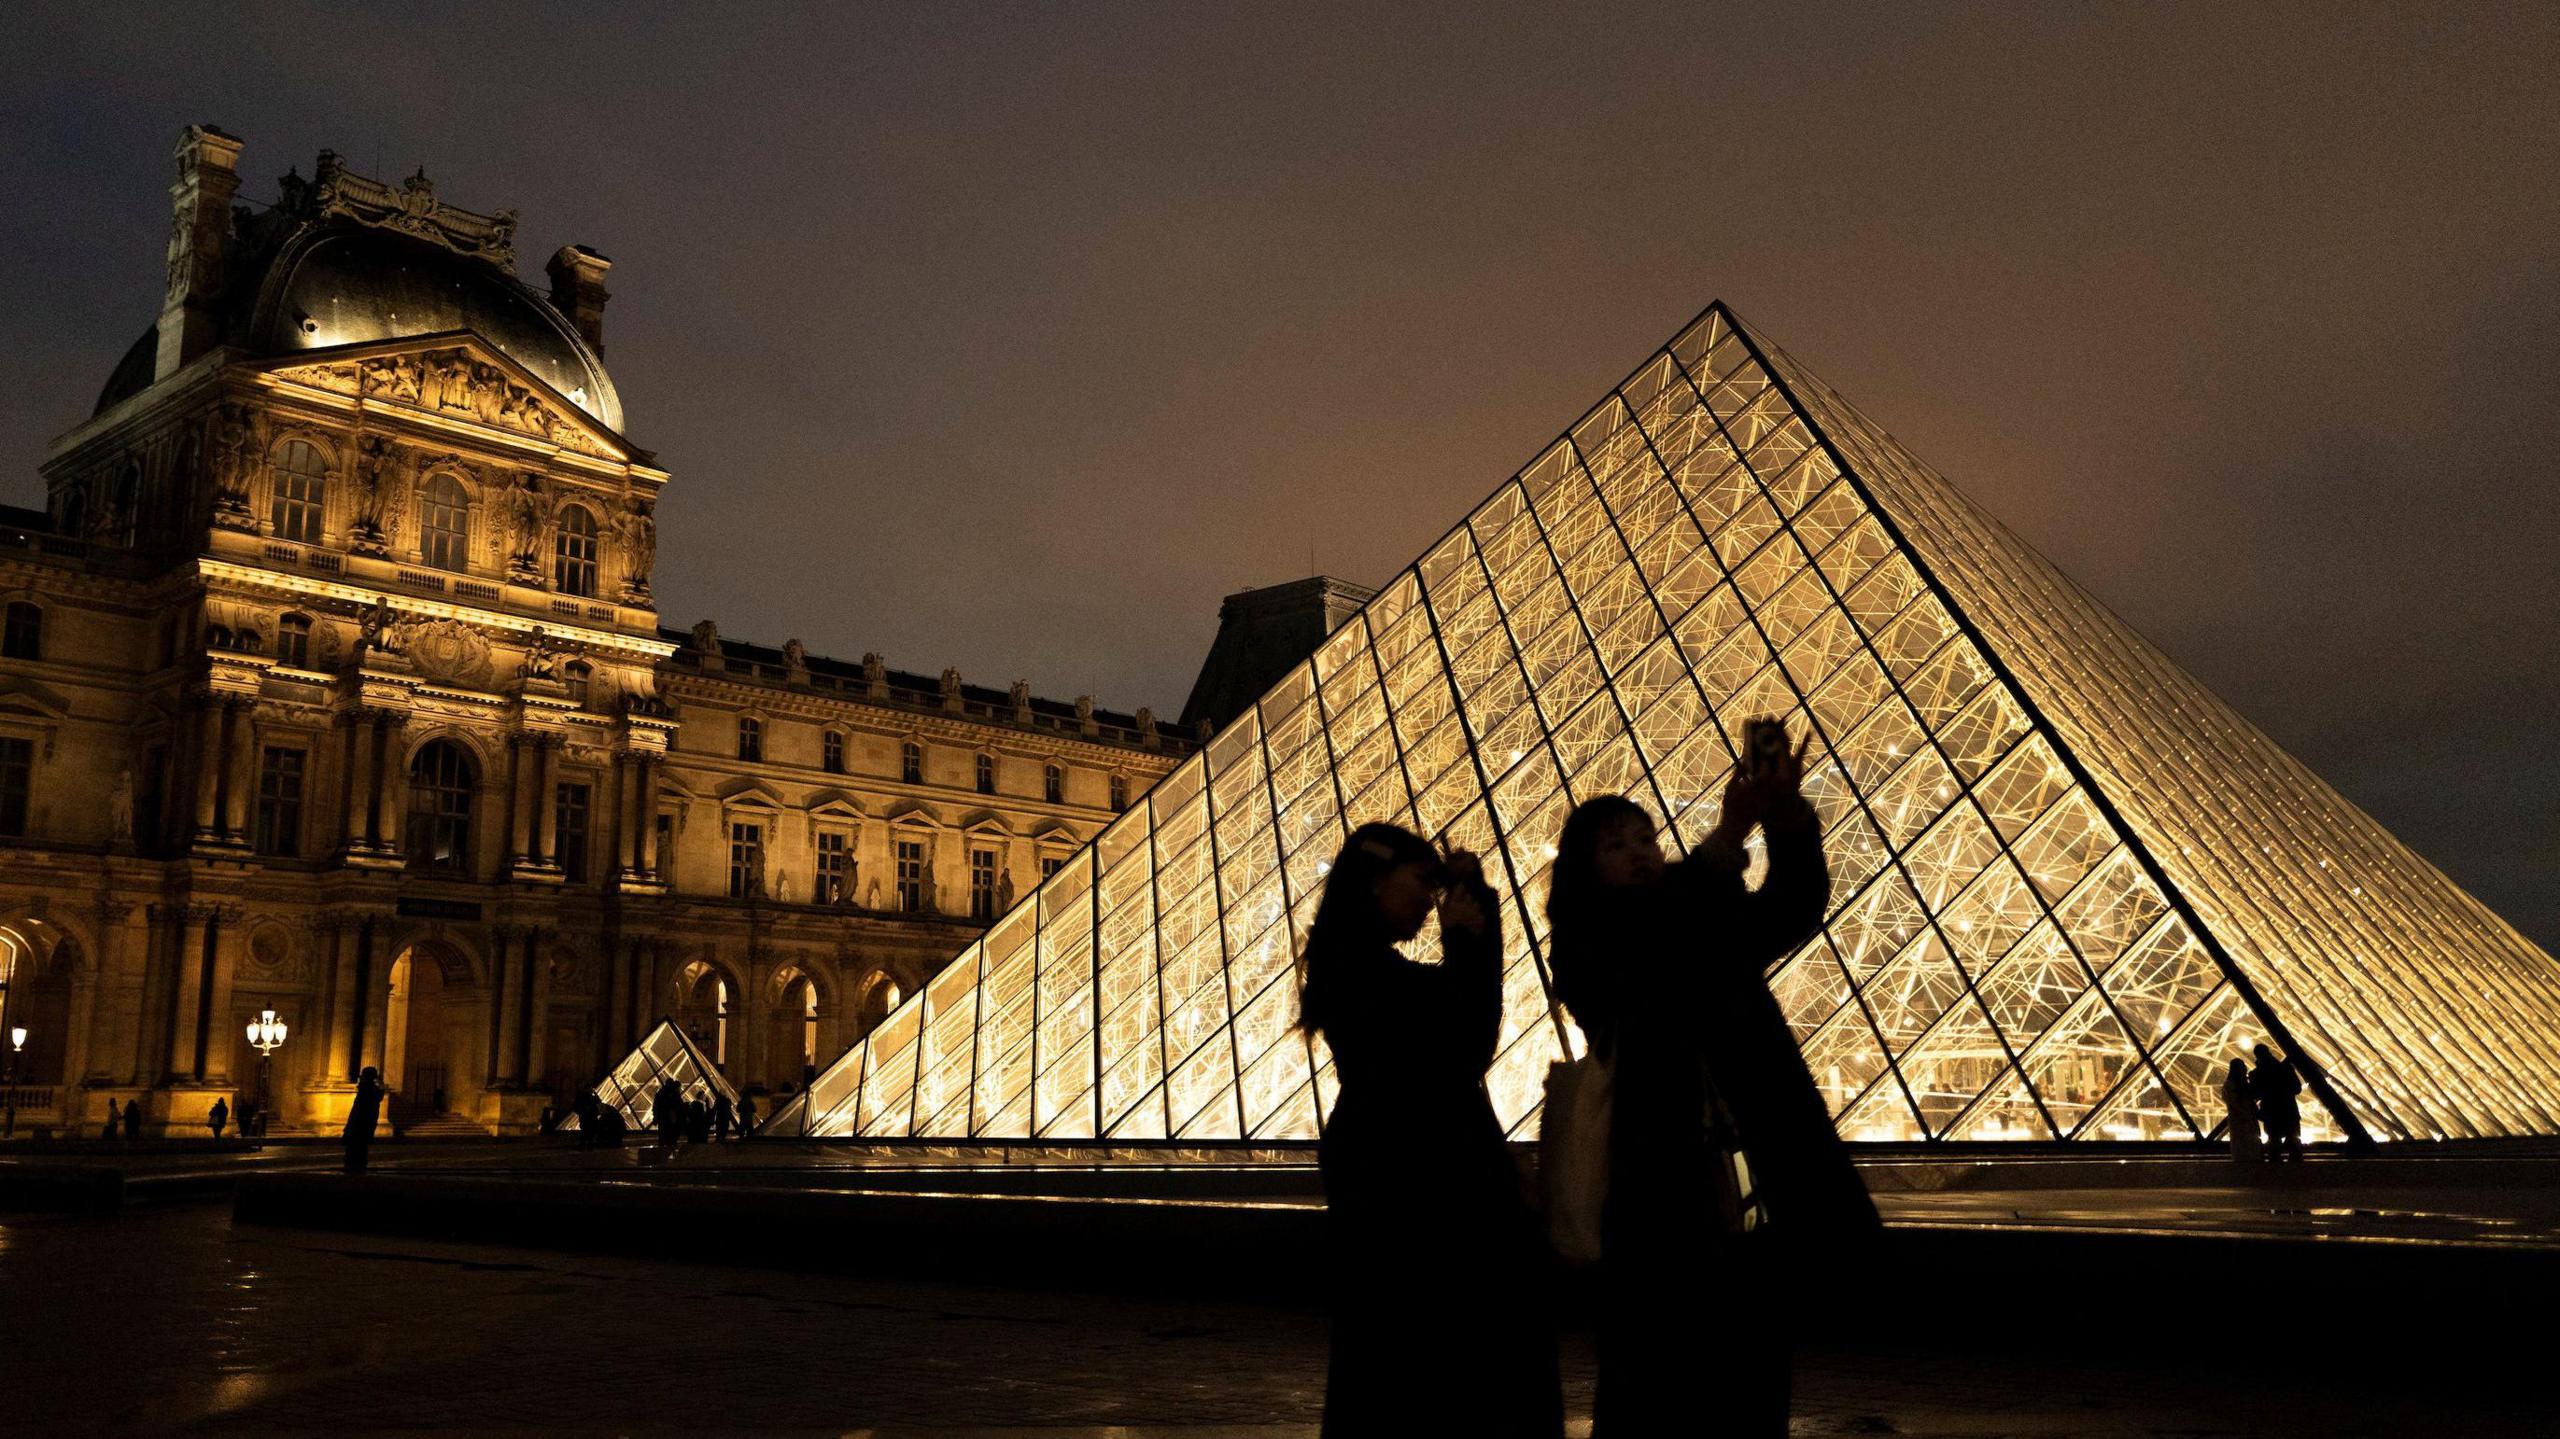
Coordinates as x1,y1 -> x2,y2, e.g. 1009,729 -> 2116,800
674,960 -> 734,1071
384,943 -> 472,1115
764,967 -> 823,1091
0,923 -> 74,1091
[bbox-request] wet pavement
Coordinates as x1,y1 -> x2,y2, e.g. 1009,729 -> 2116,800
1,1202 -> 2547,1436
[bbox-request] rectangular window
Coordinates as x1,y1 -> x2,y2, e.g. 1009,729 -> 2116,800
976,753 -> 995,794
822,731 -> 845,774
1109,774 -> 1129,812
254,746 -> 304,856
896,839 -> 925,912
815,829 -> 851,904
0,735 -> 34,837
901,742 -> 922,784
2,603 -> 40,661
728,821 -> 765,899
968,848 -> 998,920
1044,766 -> 1063,804
555,782 -> 591,881
1040,855 -> 1065,881
736,716 -> 762,762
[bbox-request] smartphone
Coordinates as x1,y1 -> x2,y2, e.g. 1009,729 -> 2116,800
1743,716 -> 1789,775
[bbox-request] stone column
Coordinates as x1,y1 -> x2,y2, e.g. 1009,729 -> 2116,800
504,734 -> 532,865
531,739 -> 559,867
192,700 -> 225,839
319,917 -> 357,1082
166,905 -> 215,1081
352,919 -> 388,1078
199,906 -> 245,1084
220,699 -> 257,840
370,713 -> 408,855
491,928 -> 525,1087
635,756 -> 662,878
523,934 -> 555,1089
341,709 -> 375,853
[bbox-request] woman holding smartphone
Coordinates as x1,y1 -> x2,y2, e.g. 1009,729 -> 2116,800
1546,718 -> 1876,1435
1300,823 -> 1562,1438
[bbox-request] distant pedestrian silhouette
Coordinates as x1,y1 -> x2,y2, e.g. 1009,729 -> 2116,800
101,1101 -> 120,1140
737,1091 -> 758,1139
122,1098 -> 142,1139
655,1078 -> 687,1149
344,1067 -> 386,1174
2223,1058 -> 2262,1164
1299,823 -> 1562,1438
1546,721 -> 1876,1438
2251,1044 -> 2304,1162
712,1093 -> 734,1141
207,1097 -> 229,1140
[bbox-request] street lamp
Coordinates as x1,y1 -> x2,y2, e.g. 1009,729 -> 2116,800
3,1026 -> 22,1139
244,1009 -> 288,1140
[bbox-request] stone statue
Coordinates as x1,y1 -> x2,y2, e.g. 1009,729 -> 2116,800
499,473 -> 546,579
861,652 -> 887,698
690,620 -> 722,658
519,625 -> 562,681
939,667 -> 963,710
110,768 -> 135,845
997,866 -> 1016,911
1009,679 -> 1032,723
616,498 -> 657,595
350,434 -> 394,551
1195,717 -> 1215,743
864,876 -> 882,910
356,598 -> 406,659
208,402 -> 256,525
782,638 -> 809,683
1135,706 -> 1158,746
1075,694 -> 1097,735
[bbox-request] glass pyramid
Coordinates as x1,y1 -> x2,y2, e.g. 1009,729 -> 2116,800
775,302 -> 2560,1146
568,1018 -> 739,1132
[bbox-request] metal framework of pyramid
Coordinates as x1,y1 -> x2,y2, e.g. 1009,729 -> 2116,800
569,1018 -> 740,1132
766,302 -> 2560,1147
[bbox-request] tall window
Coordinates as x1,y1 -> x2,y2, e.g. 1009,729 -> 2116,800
968,848 -> 999,920
555,782 -> 591,881
0,736 -> 32,837
254,747 -> 305,856
1109,774 -> 1129,812
900,740 -> 922,784
822,731 -> 845,774
736,716 -> 763,762
275,613 -> 312,668
419,474 -> 471,572
563,661 -> 591,706
814,830 -> 850,904
895,839 -> 925,912
727,821 -> 764,899
1040,855 -> 1066,881
2,602 -> 40,661
554,504 -> 599,597
269,440 -> 326,543
406,740 -> 476,874
1044,764 -> 1063,804
975,754 -> 995,794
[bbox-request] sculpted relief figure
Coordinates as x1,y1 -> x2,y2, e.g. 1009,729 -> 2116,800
356,598 -> 407,659
208,402 -> 257,525
690,619 -> 723,659
862,652 -> 888,698
783,638 -> 809,684
111,768 -> 136,845
1135,706 -> 1158,746
940,667 -> 964,710
349,434 -> 395,551
615,499 -> 657,596
361,353 -> 424,403
1009,679 -> 1032,723
501,474 -> 546,577
519,625 -> 563,681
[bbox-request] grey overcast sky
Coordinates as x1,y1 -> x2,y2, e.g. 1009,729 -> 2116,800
2,3 -> 2554,951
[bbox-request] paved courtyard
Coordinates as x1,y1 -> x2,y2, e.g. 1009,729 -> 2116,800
0,1201 -> 2545,1436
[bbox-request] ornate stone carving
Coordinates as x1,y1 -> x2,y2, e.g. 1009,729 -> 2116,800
306,152 -> 517,267
403,618 -> 495,689
518,625 -> 562,682
1075,695 -> 1097,736
782,638 -> 809,685
940,667 -> 964,713
355,598 -> 407,660
203,598 -> 269,655
208,402 -> 258,531
499,473 -> 547,582
348,433 -> 394,554
862,653 -> 888,699
1135,707 -> 1158,747
1009,680 -> 1032,724
615,498 -> 656,599
690,620 -> 722,661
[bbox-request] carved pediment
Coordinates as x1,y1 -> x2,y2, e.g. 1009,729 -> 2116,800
265,336 -> 624,459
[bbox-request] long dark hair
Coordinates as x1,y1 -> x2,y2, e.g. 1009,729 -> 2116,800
1544,794 -> 1650,1042
1296,822 -> 1441,1040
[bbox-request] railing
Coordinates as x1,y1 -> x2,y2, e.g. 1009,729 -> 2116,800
0,1084 -> 61,1115
454,579 -> 500,601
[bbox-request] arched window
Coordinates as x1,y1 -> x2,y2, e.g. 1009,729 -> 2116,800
1044,764 -> 1063,804
406,740 -> 477,874
900,740 -> 922,785
419,474 -> 471,572
736,715 -> 763,762
275,612 -> 312,668
554,504 -> 599,597
1,602 -> 39,662
269,440 -> 327,544
975,753 -> 995,794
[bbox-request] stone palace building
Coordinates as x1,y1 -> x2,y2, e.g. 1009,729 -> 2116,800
0,127 -> 1240,1135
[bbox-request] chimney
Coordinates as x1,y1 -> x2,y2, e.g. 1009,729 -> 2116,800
155,124 -> 245,381
546,245 -> 613,355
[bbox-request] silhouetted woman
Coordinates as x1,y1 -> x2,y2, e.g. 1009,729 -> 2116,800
1546,724 -> 1876,1436
2223,1057 -> 2262,1164
2251,1044 -> 2303,1162
1302,822 -> 1562,1438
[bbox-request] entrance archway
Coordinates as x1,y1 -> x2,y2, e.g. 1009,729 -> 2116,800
674,959 -> 734,1071
385,943 -> 471,1114
0,923 -> 74,1088
764,967 -> 823,1091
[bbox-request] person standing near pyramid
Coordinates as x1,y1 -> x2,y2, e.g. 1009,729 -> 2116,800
1546,719 -> 1879,1436
1297,823 -> 1563,1438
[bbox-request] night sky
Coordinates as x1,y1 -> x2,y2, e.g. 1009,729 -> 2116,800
2,6 -> 2553,953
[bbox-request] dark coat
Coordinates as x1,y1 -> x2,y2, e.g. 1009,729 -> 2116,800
1311,874 -> 1562,1438
344,1075 -> 385,1142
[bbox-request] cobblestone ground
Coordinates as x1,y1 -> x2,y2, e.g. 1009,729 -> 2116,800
0,1205 -> 2539,1436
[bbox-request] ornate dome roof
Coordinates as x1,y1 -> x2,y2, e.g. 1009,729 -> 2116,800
253,227 -> 622,432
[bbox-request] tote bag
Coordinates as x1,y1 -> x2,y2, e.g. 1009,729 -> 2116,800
1540,1050 -> 1614,1262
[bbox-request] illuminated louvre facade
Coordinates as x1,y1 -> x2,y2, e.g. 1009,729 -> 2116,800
776,302 -> 2560,1146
